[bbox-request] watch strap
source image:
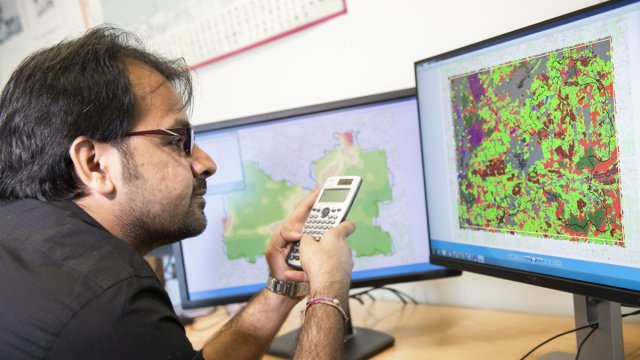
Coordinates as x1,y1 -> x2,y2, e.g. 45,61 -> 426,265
266,276 -> 309,297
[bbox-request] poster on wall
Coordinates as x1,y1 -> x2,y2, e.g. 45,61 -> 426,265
80,0 -> 347,70
0,0 -> 23,44
24,0 -> 64,37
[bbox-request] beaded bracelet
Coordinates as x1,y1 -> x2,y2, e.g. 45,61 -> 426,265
305,296 -> 349,324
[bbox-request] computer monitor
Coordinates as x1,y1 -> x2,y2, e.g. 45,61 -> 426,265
172,88 -> 461,358
415,0 -> 640,358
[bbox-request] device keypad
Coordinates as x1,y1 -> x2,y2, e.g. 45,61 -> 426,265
302,206 -> 341,240
288,206 -> 341,266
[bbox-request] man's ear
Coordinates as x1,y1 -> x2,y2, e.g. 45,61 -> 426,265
69,136 -> 118,196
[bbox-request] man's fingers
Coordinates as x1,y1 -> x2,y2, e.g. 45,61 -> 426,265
299,221 -> 355,247
279,227 -> 303,242
299,233 -> 317,245
326,220 -> 356,240
282,269 -> 309,283
288,188 -> 321,223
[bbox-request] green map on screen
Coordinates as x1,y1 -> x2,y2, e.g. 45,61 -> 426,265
222,132 -> 393,263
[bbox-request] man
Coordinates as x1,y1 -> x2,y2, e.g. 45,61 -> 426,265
0,27 -> 355,359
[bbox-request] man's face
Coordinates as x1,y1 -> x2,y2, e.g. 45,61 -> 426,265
115,64 -> 215,253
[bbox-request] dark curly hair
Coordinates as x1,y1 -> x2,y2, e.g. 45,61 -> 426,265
0,26 -> 193,201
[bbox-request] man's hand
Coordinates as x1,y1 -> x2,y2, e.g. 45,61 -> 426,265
202,189 -> 325,360
264,188 -> 355,290
262,188 -> 356,360
299,221 -> 355,295
292,202 -> 355,360
264,189 -> 320,283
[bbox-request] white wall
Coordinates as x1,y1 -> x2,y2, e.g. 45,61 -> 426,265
4,0 -> 638,322
0,0 -> 85,86
190,0 -> 603,124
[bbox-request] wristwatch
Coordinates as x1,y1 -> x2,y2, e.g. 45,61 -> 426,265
266,276 -> 309,297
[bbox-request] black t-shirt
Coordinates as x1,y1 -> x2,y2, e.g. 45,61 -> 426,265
0,199 -> 204,360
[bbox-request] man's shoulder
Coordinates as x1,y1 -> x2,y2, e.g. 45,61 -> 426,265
0,198 -> 157,303
0,199 -> 163,357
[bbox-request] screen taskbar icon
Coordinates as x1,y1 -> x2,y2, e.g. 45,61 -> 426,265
435,248 -> 485,263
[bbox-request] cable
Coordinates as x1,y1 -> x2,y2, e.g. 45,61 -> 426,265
519,323 -> 597,360
349,286 -> 419,304
381,286 -> 418,304
350,287 -> 379,303
520,306 -> 639,359
574,324 -> 599,360
622,309 -> 640,318
349,287 -> 376,304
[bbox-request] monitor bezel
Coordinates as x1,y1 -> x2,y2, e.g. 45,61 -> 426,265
414,0 -> 640,307
173,88 -> 461,308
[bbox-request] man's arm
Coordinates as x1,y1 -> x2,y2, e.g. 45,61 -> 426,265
294,293 -> 348,360
201,289 -> 298,359
200,190 -> 316,359
293,222 -> 355,360
200,190 -> 355,360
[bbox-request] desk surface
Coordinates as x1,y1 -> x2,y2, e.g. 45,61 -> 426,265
185,300 -> 640,359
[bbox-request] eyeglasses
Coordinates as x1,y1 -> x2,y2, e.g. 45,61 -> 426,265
124,127 -> 194,155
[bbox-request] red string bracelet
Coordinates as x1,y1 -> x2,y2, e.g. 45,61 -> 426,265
305,296 -> 349,324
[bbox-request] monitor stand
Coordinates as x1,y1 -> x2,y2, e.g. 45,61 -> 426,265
539,294 -> 624,360
267,307 -> 395,359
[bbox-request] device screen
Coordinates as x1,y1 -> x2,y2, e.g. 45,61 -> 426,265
176,93 -> 445,304
319,188 -> 350,203
415,1 -> 640,294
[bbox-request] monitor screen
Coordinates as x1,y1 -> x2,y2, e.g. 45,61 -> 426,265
415,0 -> 640,306
173,88 -> 460,308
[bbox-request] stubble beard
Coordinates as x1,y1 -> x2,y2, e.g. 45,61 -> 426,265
116,149 -> 208,253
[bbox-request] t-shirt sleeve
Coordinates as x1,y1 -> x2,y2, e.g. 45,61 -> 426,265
48,276 -> 201,360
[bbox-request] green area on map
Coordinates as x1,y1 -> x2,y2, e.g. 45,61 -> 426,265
450,37 -> 624,246
223,132 -> 393,262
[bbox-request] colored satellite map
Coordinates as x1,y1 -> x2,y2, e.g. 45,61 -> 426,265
450,37 -> 625,246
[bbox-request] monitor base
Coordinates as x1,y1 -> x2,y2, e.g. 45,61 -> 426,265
534,295 -> 623,360
267,326 -> 395,360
